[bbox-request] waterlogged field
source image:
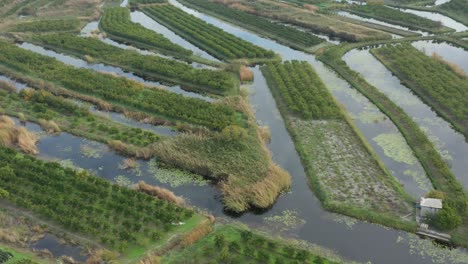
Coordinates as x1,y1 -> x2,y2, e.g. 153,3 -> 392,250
29,33 -> 237,94
176,0 -> 325,51
348,4 -> 452,33
0,146 -> 195,252
262,61 -> 415,229
207,0 -> 391,42
290,119 -> 412,217
100,7 -> 192,57
372,43 -> 468,139
142,4 -> 278,62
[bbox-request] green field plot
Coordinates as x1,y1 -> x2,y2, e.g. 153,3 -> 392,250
162,225 -> 340,264
100,7 -> 192,57
30,33 -> 237,95
349,5 -> 453,33
9,19 -> 80,33
177,0 -> 324,51
371,43 -> 467,139
0,146 -> 194,252
0,41 -> 242,131
262,61 -> 415,230
142,4 -> 278,62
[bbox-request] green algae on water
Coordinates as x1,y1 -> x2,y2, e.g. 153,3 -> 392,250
148,159 -> 208,187
373,133 -> 417,165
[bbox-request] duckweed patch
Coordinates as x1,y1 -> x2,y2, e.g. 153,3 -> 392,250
373,133 -> 418,165
148,159 -> 209,187
264,210 -> 306,232
114,175 -> 133,187
397,234 -> 468,264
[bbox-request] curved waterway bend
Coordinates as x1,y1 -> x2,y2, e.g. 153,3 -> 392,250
146,1 -> 467,263
17,42 -> 214,102
343,47 -> 468,188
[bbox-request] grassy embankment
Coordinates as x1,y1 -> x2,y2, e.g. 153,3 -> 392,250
261,61 -> 416,231
347,4 -> 454,34
141,4 -> 281,64
0,41 -> 290,213
161,224 -> 345,264
28,33 -> 239,96
175,0 -> 326,52
317,43 -> 467,246
211,0 -> 392,42
371,43 -> 467,139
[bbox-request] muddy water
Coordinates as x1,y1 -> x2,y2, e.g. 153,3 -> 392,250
411,40 -> 468,73
17,42 -> 214,102
343,48 -> 468,188
337,11 -> 428,36
395,7 -> 468,32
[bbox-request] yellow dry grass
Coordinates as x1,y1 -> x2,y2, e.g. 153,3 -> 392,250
0,115 -> 38,154
38,119 -> 61,134
239,66 -> 254,82
134,181 -> 185,206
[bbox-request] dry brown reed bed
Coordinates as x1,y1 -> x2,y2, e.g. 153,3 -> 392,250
134,181 -> 185,206
239,66 -> 254,82
0,115 -> 38,154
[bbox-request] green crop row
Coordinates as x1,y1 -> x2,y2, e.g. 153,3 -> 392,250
100,7 -> 191,57
0,41 -> 243,131
142,4 -> 276,61
30,33 -> 237,94
263,61 -> 342,119
10,19 -> 80,32
372,43 -> 467,138
0,146 -> 194,251
177,0 -> 324,50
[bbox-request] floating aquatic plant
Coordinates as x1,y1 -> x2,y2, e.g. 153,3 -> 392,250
264,210 -> 306,232
373,133 -> 417,165
148,159 -> 208,187
114,175 -> 132,187
397,234 -> 468,264
80,142 -> 106,158
403,169 -> 432,192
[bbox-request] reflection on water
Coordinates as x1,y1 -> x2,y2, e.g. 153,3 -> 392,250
31,234 -> 87,262
337,11 -> 428,36
395,7 -> 468,32
343,48 -> 468,188
412,40 -> 468,73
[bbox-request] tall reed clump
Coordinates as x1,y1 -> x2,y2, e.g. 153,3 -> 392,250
38,119 -> 61,134
0,80 -> 16,93
134,181 -> 185,206
0,115 -> 38,154
239,66 -> 254,82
